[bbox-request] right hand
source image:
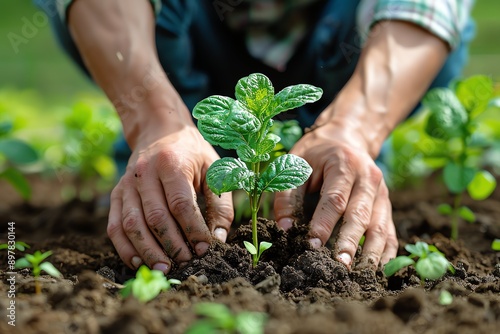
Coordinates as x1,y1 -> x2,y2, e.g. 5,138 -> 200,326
106,124 -> 234,274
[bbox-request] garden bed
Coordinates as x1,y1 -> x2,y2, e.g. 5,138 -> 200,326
0,177 -> 499,334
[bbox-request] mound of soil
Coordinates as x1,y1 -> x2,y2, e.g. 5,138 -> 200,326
0,177 -> 499,334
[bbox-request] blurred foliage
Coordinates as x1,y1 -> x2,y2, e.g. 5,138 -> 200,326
0,88 -> 120,200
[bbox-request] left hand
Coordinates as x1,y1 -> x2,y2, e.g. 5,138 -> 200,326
273,120 -> 398,269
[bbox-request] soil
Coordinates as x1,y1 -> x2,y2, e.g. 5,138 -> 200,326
0,176 -> 499,334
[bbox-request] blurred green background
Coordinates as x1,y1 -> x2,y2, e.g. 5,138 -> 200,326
1,1 -> 499,100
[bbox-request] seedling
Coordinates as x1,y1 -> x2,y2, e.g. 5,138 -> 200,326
422,76 -> 498,239
15,250 -> 62,294
439,290 -> 453,305
0,241 -> 30,251
492,239 -> 500,251
185,302 -> 267,334
120,265 -> 181,302
193,73 -> 322,267
384,241 -> 455,284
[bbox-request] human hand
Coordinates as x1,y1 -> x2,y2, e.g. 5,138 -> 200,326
107,125 -> 233,274
273,121 -> 398,269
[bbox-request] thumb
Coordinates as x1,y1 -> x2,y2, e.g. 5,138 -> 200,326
204,182 -> 233,242
273,186 -> 306,231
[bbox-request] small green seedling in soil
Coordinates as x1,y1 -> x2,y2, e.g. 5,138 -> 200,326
439,290 -> 454,305
423,75 -> 498,239
492,239 -> 500,251
193,73 -> 322,267
185,302 -> 267,334
120,265 -> 181,303
384,241 -> 455,284
0,241 -> 30,251
15,250 -> 62,294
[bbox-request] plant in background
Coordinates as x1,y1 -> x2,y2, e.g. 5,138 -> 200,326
0,119 -> 39,200
15,250 -> 62,294
422,75 -> 498,239
0,241 -> 30,252
384,241 -> 455,284
193,73 -> 322,267
186,302 -> 267,334
492,239 -> 500,251
120,265 -> 181,302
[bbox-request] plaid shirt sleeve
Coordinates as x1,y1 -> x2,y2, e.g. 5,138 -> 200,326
55,0 -> 162,23
358,0 -> 474,49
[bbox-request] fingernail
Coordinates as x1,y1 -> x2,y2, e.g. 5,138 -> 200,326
153,262 -> 170,273
278,218 -> 294,231
308,238 -> 322,249
337,252 -> 352,267
214,228 -> 227,242
131,256 -> 142,269
195,242 -> 210,255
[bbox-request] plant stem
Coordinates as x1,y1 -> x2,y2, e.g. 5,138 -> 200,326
249,162 -> 262,267
450,193 -> 462,240
35,278 -> 41,295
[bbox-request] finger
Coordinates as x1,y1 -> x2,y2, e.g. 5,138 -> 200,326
307,158 -> 356,248
138,175 -> 193,263
121,184 -> 173,273
274,186 -> 306,231
203,181 -> 233,242
335,165 -> 382,268
162,176 -> 212,256
380,194 -> 398,265
107,185 -> 143,270
360,185 -> 390,267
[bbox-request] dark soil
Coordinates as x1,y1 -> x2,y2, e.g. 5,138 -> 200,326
0,176 -> 499,334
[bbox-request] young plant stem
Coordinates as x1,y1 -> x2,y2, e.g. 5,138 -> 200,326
450,193 -> 463,240
250,162 -> 262,267
35,279 -> 41,295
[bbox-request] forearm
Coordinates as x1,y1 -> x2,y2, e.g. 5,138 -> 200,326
316,21 -> 449,157
68,0 -> 191,149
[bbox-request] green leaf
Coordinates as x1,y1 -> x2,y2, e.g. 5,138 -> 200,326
467,170 -> 497,200
443,162 -> 476,194
194,302 -> 232,322
206,158 -> 254,195
455,75 -> 493,117
15,241 -> 30,251
423,88 -> 468,140
256,133 -> 281,157
415,252 -> 450,280
0,167 -> 31,200
244,241 -> 257,255
197,118 -> 247,150
492,239 -> 500,251
437,203 -> 453,215
235,73 -> 274,116
39,262 -> 62,278
227,101 -> 262,134
269,84 -> 323,119
405,241 -> 429,257
458,206 -> 476,223
92,155 -> 117,180
0,138 -> 38,164
258,241 -> 272,258
15,258 -> 31,269
236,312 -> 267,334
192,95 -> 234,120
272,120 -> 302,151
383,256 -> 415,277
439,290 -> 453,305
0,120 -> 13,136
258,154 -> 312,193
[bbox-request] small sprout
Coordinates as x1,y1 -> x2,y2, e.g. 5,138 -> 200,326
120,265 -> 181,302
15,250 -> 62,294
492,239 -> 500,251
384,241 -> 454,284
186,302 -> 267,334
439,290 -> 453,305
0,241 -> 30,252
193,73 -> 322,267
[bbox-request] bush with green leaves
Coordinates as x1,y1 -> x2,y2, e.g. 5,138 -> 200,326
120,265 -> 181,302
186,302 -> 267,334
384,241 -> 454,283
15,250 -> 62,294
193,73 -> 322,266
422,75 -> 499,239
